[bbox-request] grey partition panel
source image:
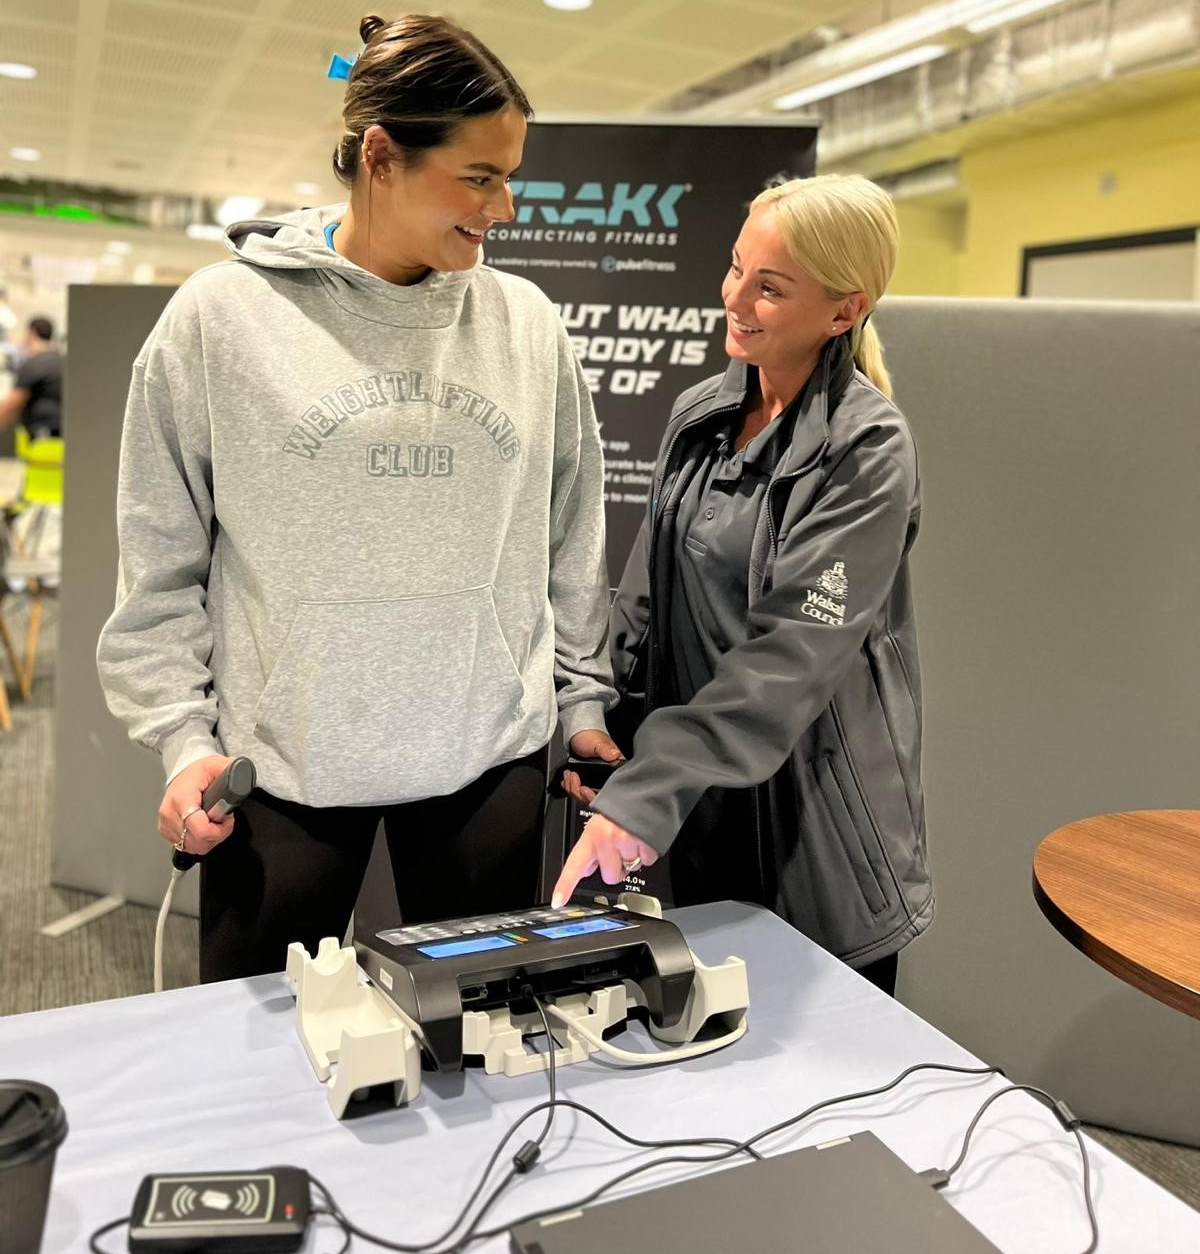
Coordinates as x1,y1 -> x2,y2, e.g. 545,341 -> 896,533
52,285 -> 194,911
876,297 -> 1200,1144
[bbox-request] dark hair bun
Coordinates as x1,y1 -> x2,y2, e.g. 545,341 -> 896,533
359,14 -> 387,43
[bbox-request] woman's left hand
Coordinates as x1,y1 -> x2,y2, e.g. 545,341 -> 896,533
551,813 -> 658,907
563,728 -> 625,805
567,728 -> 624,763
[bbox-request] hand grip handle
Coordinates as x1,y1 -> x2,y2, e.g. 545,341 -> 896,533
172,757 -> 258,872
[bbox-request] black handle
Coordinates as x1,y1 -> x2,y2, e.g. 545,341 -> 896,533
172,757 -> 258,872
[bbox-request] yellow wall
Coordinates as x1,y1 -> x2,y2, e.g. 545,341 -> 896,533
887,86 -> 1200,297
891,203 -> 964,296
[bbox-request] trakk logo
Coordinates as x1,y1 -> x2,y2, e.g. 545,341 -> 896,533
509,181 -> 691,227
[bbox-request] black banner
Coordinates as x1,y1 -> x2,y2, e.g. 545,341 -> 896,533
486,122 -> 817,577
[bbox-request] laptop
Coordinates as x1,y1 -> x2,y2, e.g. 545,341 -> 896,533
509,1130 -> 1003,1254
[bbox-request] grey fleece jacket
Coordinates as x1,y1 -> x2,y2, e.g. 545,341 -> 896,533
97,205 -> 615,807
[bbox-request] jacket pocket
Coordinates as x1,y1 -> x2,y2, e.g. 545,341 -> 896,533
811,754 -> 888,916
253,586 -> 526,806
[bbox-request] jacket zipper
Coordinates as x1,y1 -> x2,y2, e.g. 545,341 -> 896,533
645,400 -> 741,702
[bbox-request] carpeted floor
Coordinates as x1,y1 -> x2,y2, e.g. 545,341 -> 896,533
1,597 -> 1197,1213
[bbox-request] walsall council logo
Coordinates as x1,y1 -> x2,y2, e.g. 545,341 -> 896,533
814,561 -> 849,601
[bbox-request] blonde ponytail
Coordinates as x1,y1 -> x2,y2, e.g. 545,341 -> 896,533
850,319 -> 893,399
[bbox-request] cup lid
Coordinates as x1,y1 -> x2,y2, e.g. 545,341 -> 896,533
0,1080 -> 68,1162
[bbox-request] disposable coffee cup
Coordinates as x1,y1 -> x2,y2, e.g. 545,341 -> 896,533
0,1080 -> 68,1254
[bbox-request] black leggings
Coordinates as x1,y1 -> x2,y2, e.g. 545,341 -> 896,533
199,751 -> 547,982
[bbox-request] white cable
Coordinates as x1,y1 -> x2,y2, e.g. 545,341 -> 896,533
154,869 -> 183,994
544,1001 -> 747,1065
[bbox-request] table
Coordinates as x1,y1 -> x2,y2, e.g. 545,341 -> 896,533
1034,810 -> 1200,1020
2,902 -> 1197,1253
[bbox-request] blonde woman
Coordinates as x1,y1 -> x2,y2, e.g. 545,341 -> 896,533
555,175 -> 931,995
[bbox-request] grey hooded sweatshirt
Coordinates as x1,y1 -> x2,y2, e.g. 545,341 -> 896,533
97,206 -> 615,807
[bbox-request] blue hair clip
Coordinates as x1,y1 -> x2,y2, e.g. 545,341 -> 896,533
326,53 -> 357,81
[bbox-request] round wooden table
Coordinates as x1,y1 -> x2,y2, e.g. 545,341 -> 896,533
1034,810 -> 1200,1019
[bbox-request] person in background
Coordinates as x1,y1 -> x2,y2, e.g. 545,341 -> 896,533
97,13 -> 621,982
0,317 -> 63,439
554,175 -> 931,997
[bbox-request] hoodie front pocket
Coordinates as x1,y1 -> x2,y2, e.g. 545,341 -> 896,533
253,586 -> 526,806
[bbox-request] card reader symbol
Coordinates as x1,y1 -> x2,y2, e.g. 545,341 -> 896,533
168,1181 -> 263,1219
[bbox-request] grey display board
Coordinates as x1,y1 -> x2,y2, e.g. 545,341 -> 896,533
52,285 -> 191,912
877,296 -> 1200,1146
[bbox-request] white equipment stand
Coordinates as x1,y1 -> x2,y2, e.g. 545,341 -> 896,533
288,895 -> 750,1119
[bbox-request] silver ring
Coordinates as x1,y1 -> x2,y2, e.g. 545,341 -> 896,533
621,856 -> 642,876
177,806 -> 202,851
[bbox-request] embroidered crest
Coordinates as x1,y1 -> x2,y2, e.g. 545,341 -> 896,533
814,561 -> 848,601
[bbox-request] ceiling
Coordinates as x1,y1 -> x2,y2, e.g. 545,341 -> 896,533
0,0 -> 1192,235
0,0 -> 888,207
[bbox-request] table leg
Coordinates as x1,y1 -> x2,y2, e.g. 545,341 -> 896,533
18,580 -> 41,700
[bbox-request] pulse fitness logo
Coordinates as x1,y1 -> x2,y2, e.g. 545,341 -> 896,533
492,181 -> 691,248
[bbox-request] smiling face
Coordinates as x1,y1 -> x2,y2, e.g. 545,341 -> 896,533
367,105 -> 526,280
721,203 -> 864,390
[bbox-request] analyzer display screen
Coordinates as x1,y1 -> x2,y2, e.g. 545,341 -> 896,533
416,935 -> 517,959
531,917 -> 630,940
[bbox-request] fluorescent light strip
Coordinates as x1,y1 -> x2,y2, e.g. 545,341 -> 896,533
784,0 -> 1068,76
774,44 -> 948,110
966,0 -> 1065,33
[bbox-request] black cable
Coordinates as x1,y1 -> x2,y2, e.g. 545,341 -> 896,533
741,1061 -> 1004,1153
311,1205 -> 353,1254
87,1215 -> 129,1253
531,997 -> 557,1149
86,1061 -> 1096,1254
939,1083 -> 1099,1254
300,1002 -> 567,1254
308,1064 -> 1005,1253
452,1062 -> 1005,1248
303,1043 -> 762,1253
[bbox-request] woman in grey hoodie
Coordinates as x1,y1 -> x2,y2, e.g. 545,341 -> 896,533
98,14 -> 620,980
553,176 -> 933,996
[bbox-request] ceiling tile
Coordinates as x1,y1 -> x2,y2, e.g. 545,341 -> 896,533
533,72 -> 658,115
258,26 -> 341,69
0,22 -> 79,65
100,36 -> 225,82
573,37 -> 725,89
1,0 -> 79,26
632,0 -> 806,56
106,0 -> 250,50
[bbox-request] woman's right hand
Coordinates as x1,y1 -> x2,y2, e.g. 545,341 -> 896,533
561,771 -> 599,807
159,756 -> 237,855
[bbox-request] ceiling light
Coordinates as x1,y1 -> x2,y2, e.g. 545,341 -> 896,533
214,196 -> 265,227
293,181 -> 322,196
966,0 -> 1065,33
0,63 -> 37,80
186,223 -> 225,241
774,44 -> 947,110
543,0 -> 592,10
9,147 -> 42,162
